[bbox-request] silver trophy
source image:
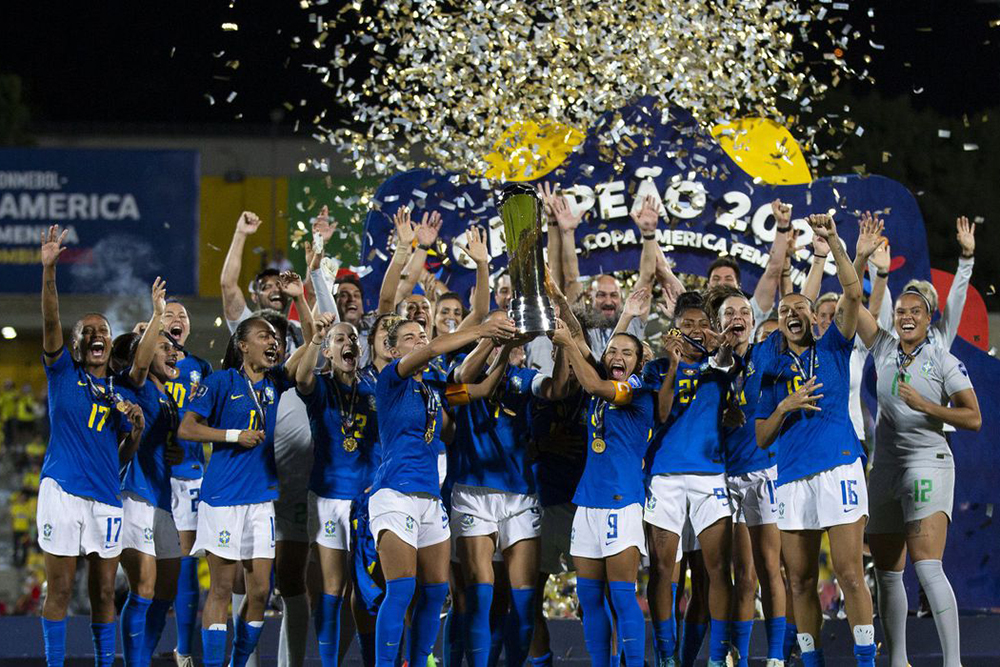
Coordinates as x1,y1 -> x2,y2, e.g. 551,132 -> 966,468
497,183 -> 556,334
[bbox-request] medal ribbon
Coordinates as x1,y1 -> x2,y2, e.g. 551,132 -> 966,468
417,380 -> 441,442
241,371 -> 268,432
332,376 -> 360,437
786,344 -> 816,382
592,398 -> 608,441
893,339 -> 928,395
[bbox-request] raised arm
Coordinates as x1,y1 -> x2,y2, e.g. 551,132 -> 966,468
539,183 -> 564,291
936,216 -> 976,348
809,214 -> 862,339
129,278 -> 167,386
451,337 -> 495,384
40,225 -> 68,361
631,195 -> 660,293
867,238 -> 891,322
295,313 -> 336,395
394,211 -> 442,305
544,268 -> 593,359
612,287 -> 651,338
221,212 -> 261,323
305,209 -> 341,321
456,226 -> 490,331
378,207 -> 416,315
550,320 -> 626,403
801,232 -> 830,302
546,191 -> 584,305
464,344 -> 512,401
397,316 -> 517,378
754,200 -> 791,312
656,337 -> 683,423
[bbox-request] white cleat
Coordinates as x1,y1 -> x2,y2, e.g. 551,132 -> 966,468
765,659 -> 786,667
174,648 -> 195,667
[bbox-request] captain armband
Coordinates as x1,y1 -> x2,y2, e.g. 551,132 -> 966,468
445,383 -> 472,406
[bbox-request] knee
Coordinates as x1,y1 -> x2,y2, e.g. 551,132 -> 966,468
834,563 -> 866,595
209,577 -> 234,601
733,566 -> 757,598
45,578 -> 73,610
787,573 -> 817,598
90,579 -> 116,611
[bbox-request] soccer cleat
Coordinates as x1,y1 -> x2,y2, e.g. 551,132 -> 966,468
765,660 -> 785,667
707,660 -> 728,667
656,656 -> 678,667
174,648 -> 195,667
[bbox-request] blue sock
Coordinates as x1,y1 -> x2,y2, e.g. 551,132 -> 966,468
801,647 -> 825,667
853,642 -> 876,667
41,618 -> 67,667
465,583 -> 494,667
175,556 -> 200,656
360,631 -> 377,667
231,617 -> 265,667
653,619 -> 676,666
602,594 -> 618,667
142,598 -> 172,664
376,577 -> 415,667
91,622 -> 116,667
314,593 -> 344,667
505,588 -> 536,667
708,618 -> 731,662
731,620 -> 752,667
764,617 -> 786,661
121,593 -> 152,666
529,652 -> 552,667
201,626 -> 228,667
444,606 -> 466,667
488,612 -> 507,667
577,577 -> 613,667
782,622 -> 798,661
679,621 -> 707,667
410,582 -> 450,667
607,582 -> 644,667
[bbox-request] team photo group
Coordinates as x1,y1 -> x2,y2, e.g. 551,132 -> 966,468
34,182 -> 981,667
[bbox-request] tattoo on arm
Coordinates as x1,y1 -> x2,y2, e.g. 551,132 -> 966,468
834,303 -> 846,331
44,279 -> 57,295
905,519 -> 923,536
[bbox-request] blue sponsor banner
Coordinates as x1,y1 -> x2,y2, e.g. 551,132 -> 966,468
0,148 -> 199,294
362,98 -> 999,608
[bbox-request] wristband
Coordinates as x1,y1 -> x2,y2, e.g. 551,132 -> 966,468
876,270 -> 889,278
813,254 -> 828,260
418,242 -> 432,251
310,338 -> 323,346
776,225 -> 791,233
226,429 -> 241,443
961,252 -> 974,259
642,232 -> 656,240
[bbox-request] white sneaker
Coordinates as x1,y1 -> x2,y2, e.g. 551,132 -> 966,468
174,649 -> 195,667
765,659 -> 785,667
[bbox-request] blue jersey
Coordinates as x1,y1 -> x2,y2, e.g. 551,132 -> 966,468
188,367 -> 294,506
122,380 -> 176,511
425,354 -> 453,454
452,365 -> 538,494
756,325 -> 864,486
530,390 -> 588,507
41,349 -> 133,507
164,354 -> 212,480
724,336 -> 781,475
371,360 -> 449,498
572,376 -> 654,509
644,357 -> 732,475
298,374 -> 381,500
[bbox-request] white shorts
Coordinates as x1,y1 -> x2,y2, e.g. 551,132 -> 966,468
776,460 -> 868,531
122,492 -> 182,559
36,477 -> 123,559
539,503 -> 576,574
570,504 -> 647,559
867,464 -> 954,535
274,490 -> 310,543
450,485 -> 541,551
170,477 -> 202,532
308,493 -> 352,551
369,488 -> 450,550
728,467 -> 780,527
644,473 -> 733,537
438,452 -> 448,488
192,501 -> 276,560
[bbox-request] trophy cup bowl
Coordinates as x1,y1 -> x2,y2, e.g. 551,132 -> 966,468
497,183 -> 556,334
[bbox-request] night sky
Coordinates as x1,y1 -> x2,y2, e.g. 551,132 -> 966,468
2,1 -> 999,129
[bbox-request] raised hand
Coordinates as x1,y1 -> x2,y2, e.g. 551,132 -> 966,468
771,199 -> 792,228
537,182 -> 559,220
662,335 -> 683,366
463,226 -> 489,265
870,240 -> 891,273
122,401 -> 145,433
623,286 -> 651,319
151,276 -> 167,317
313,205 -> 337,242
304,236 -> 325,272
702,324 -> 738,352
855,211 -> 885,261
238,429 -> 266,448
807,213 -> 837,240
778,377 -> 824,414
630,195 -> 660,233
547,188 -> 583,232
279,271 -> 304,299
811,228 -> 831,257
478,316 -> 517,342
235,211 -> 263,236
40,225 -> 69,268
956,215 -> 976,258
415,210 -> 443,248
311,312 -> 337,344
393,206 -> 416,248
549,318 -> 574,348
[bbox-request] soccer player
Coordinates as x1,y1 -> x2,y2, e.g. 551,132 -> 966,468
36,225 -> 145,667
448,312 -> 565,667
755,213 -> 877,667
550,321 -> 653,667
857,287 -> 981,667
178,315 -> 311,667
643,292 -> 737,667
369,315 -> 516,667
296,316 -> 382,667
710,287 -> 786,667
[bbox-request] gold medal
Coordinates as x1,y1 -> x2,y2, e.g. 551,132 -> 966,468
425,428 -> 434,443
502,407 -> 516,417
115,401 -> 128,413
343,437 -> 358,452
591,438 -> 606,454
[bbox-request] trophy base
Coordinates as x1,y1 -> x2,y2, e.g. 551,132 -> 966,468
508,295 -> 556,335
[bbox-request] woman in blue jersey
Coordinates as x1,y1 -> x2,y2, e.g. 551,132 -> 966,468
296,315 -> 382,667
708,287 -> 786,667
755,214 -> 876,667
448,310 -> 566,667
549,321 -> 653,667
178,314 -> 312,667
36,225 -> 145,667
370,315 -> 516,667
642,292 -> 737,667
